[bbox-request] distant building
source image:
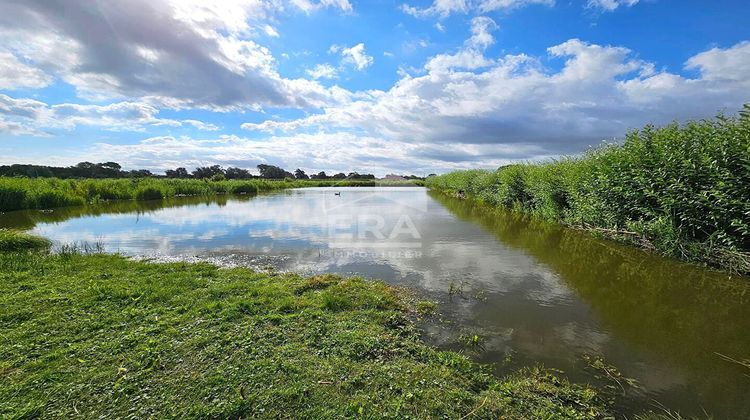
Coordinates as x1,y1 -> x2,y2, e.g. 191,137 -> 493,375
383,174 -> 407,181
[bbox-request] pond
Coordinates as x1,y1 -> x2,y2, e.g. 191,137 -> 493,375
2,187 -> 748,418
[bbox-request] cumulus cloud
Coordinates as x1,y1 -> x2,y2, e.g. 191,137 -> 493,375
340,43 -> 374,71
0,0 -> 351,110
289,0 -> 353,14
685,41 -> 750,81
243,36 -> 750,164
467,16 -> 498,49
587,0 -> 639,11
401,0 -> 554,18
307,64 -> 339,79
263,25 -> 280,37
0,94 -> 219,134
0,51 -> 52,90
0,120 -> 50,137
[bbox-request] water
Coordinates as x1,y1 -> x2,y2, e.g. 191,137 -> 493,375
2,187 -> 748,418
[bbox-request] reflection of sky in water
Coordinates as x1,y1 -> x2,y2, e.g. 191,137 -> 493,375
7,187 -> 749,418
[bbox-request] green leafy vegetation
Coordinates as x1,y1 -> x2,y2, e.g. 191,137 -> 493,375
0,177 -> 422,212
0,229 -> 51,252
427,109 -> 750,273
0,247 -> 608,418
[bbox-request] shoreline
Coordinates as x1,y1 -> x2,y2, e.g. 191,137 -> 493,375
0,244 -> 612,418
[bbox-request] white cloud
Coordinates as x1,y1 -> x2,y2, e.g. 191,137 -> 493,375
306,64 -> 339,79
685,41 -> 750,82
401,0 -> 553,18
0,0 -> 352,111
263,24 -> 280,37
435,22 -> 446,32
289,0 -> 353,13
339,43 -> 374,71
0,120 -> 50,137
243,37 -> 750,166
183,120 -> 221,131
586,0 -> 639,11
467,16 -> 498,49
0,51 -> 52,90
0,94 -> 219,135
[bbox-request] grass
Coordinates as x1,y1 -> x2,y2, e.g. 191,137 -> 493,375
0,229 -> 51,252
426,109 -> 750,273
0,177 -> 423,212
0,246 -> 608,418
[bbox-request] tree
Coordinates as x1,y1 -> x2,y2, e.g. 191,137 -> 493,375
128,169 -> 153,178
97,162 -> 122,178
166,167 -> 190,178
332,172 -> 346,180
72,162 -> 96,177
257,164 -> 293,179
311,171 -> 328,180
294,168 -> 309,180
192,165 -> 224,179
225,167 -> 252,179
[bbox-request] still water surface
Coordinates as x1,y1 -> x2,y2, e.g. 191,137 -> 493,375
2,187 -> 748,418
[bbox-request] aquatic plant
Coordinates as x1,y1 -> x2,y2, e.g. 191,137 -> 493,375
0,229 -> 51,252
0,177 -> 421,212
427,108 -> 750,272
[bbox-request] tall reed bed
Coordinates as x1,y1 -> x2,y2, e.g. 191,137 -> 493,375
0,178 -> 413,212
427,110 -> 750,272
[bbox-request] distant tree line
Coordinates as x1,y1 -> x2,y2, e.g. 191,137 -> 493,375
0,162 -> 422,180
0,162 -> 154,179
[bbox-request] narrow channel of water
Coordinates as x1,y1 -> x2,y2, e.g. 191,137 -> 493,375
1,187 -> 748,418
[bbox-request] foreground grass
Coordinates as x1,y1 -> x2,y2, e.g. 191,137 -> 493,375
0,177 -> 423,212
427,109 -> 750,273
0,250 -> 607,418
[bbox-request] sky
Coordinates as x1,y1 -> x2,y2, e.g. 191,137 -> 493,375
0,0 -> 748,176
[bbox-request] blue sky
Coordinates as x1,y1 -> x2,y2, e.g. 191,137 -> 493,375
0,0 -> 748,176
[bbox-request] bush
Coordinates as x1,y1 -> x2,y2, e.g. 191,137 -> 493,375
0,183 -> 26,211
29,190 -> 83,209
135,187 -> 164,201
230,183 -> 258,195
426,108 -> 750,271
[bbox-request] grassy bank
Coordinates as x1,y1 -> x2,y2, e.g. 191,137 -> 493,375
0,177 -> 423,212
0,240 -> 607,418
426,111 -> 750,273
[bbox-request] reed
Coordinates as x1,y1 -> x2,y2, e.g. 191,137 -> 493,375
427,108 -> 750,272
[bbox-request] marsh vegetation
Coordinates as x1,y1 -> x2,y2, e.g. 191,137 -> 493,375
427,109 -> 750,273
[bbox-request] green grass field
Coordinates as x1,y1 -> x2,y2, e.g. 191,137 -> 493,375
427,110 -> 750,273
0,238 -> 608,418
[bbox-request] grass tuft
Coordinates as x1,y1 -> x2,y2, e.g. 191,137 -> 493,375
0,229 -> 51,252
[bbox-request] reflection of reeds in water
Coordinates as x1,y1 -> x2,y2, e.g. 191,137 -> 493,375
715,352 -> 750,378
431,191 -> 750,414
